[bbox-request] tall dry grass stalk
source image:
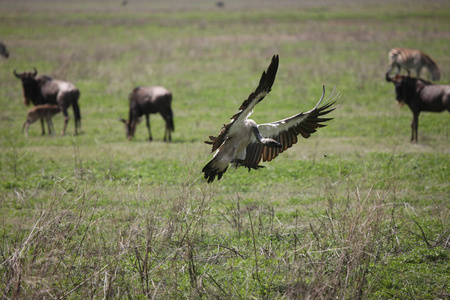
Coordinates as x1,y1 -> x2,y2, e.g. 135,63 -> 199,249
290,185 -> 392,299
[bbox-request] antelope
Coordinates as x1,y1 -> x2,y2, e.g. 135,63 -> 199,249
387,47 -> 441,81
22,104 -> 61,137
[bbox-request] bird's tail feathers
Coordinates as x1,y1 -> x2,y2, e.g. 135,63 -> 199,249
202,159 -> 228,183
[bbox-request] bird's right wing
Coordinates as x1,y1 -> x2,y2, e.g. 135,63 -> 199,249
244,86 -> 339,166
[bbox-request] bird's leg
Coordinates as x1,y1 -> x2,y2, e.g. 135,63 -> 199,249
251,126 -> 282,148
232,159 -> 265,171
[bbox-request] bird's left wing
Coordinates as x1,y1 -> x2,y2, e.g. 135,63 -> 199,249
206,55 -> 279,152
243,86 -> 339,166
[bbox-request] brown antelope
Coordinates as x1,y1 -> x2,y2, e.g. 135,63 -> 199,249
386,73 -> 450,142
14,68 -> 81,135
120,86 -> 174,141
202,55 -> 339,183
387,47 -> 441,81
22,104 -> 61,137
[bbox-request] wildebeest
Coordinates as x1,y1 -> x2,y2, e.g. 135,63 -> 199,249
385,73 -> 450,142
22,104 -> 60,137
387,47 -> 441,81
120,86 -> 174,141
0,42 -> 9,58
14,68 -> 81,135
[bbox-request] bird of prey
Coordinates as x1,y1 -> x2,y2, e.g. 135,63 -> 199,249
202,55 -> 338,183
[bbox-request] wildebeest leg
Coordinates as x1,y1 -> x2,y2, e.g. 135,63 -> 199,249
411,112 -> 419,143
163,123 -> 171,142
166,125 -> 171,142
46,117 -> 54,135
40,118 -> 46,135
163,118 -> 171,142
145,114 -> 152,141
61,107 -> 70,135
160,108 -> 173,142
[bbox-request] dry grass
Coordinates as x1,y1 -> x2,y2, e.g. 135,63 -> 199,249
2,171 -> 447,298
1,0 -> 449,298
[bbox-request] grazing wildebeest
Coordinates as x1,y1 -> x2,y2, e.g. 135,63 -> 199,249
387,47 -> 441,81
14,68 -> 81,135
121,86 -> 174,141
385,73 -> 450,143
0,42 -> 9,58
22,104 -> 60,137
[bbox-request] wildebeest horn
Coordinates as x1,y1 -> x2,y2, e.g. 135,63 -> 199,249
32,67 -> 37,76
385,72 -> 393,82
13,68 -> 21,78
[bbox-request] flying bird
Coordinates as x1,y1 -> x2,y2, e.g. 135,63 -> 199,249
202,55 -> 339,183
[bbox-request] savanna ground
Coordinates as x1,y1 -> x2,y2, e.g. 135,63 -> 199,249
0,0 -> 449,298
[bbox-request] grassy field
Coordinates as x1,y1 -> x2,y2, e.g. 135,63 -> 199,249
1,0 -> 449,298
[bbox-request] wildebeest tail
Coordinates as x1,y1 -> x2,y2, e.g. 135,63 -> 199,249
161,93 -> 174,132
72,90 -> 81,126
167,106 -> 174,132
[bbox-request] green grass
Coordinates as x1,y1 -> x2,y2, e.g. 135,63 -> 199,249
1,0 -> 449,298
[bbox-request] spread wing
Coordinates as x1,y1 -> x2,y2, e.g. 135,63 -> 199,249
205,55 -> 279,152
244,85 -> 339,166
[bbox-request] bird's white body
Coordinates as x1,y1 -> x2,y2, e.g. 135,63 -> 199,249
211,118 -> 257,169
